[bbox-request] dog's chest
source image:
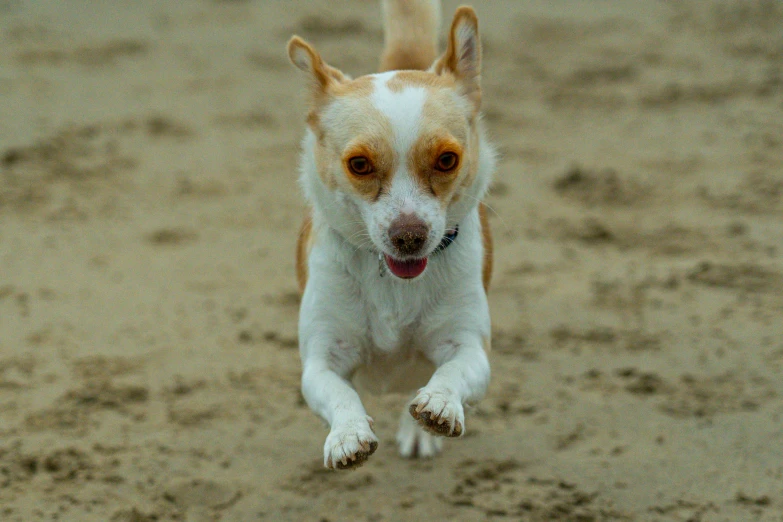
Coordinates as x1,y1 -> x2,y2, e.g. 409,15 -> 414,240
361,276 -> 432,353
354,284 -> 434,393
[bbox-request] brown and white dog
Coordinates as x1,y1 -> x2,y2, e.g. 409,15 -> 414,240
288,0 -> 496,469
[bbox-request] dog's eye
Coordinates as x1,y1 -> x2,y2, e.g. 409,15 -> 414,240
435,152 -> 458,172
348,156 -> 373,175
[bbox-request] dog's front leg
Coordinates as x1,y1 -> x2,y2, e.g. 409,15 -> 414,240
301,345 -> 378,470
410,335 -> 490,437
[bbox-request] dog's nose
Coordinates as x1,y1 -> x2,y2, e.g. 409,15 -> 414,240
388,214 -> 429,256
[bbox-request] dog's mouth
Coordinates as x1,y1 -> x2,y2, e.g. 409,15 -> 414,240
384,254 -> 428,279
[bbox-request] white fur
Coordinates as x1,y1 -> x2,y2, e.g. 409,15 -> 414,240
299,204 -> 491,467
365,75 -> 447,258
397,406 -> 443,458
298,123 -> 495,468
294,6 -> 497,470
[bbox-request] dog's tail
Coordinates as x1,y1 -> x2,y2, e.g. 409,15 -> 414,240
379,0 -> 441,72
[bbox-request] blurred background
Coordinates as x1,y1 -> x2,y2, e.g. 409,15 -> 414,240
1,0 -> 782,520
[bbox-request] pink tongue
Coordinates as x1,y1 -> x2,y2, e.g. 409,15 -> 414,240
384,255 -> 428,279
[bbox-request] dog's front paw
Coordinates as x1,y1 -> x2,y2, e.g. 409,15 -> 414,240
324,416 -> 378,470
409,389 -> 464,437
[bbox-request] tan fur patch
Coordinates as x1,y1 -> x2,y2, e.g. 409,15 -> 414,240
479,202 -> 493,291
314,141 -> 338,189
459,130 -> 480,191
399,86 -> 474,207
306,111 -> 320,132
308,75 -> 376,136
330,75 -> 375,97
386,70 -> 456,93
342,138 -> 395,201
409,133 -> 463,203
296,215 -> 313,294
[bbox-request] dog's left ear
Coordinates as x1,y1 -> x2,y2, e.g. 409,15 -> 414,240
432,7 -> 482,109
287,36 -> 347,97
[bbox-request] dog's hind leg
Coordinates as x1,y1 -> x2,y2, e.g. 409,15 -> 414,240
396,402 -> 443,458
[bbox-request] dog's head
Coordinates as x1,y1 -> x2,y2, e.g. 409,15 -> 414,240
288,7 -> 493,280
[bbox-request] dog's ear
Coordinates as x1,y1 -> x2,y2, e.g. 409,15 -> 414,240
287,36 -> 346,95
432,7 -> 481,109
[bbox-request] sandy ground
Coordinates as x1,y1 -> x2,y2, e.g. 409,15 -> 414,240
1,0 -> 782,520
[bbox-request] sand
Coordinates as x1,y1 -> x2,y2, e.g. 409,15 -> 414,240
1,0 -> 782,520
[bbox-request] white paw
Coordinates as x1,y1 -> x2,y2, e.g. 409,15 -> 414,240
397,409 -> 443,458
409,388 -> 465,437
323,416 -> 378,470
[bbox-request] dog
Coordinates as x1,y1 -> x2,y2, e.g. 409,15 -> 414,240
288,0 -> 496,469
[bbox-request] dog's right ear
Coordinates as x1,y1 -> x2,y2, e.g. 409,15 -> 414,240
287,36 -> 346,95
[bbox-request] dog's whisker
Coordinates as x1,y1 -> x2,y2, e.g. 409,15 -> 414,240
456,191 -> 508,232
